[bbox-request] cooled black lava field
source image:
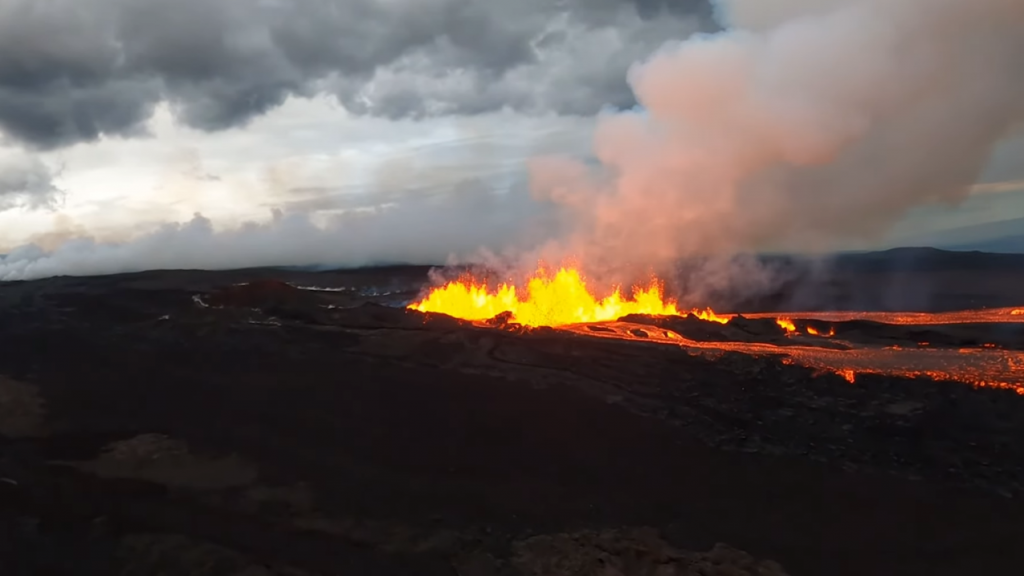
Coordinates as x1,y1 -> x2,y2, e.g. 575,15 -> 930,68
2,249 -> 1024,576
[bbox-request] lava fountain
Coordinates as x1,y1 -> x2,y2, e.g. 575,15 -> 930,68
409,265 -> 729,327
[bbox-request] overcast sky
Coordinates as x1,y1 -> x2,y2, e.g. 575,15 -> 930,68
0,0 -> 714,247
0,0 -> 1022,271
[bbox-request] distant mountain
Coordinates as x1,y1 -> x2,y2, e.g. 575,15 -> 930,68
911,216 -> 1024,253
831,246 -> 1024,272
946,233 -> 1024,253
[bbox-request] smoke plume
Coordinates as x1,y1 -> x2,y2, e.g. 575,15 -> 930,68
2,0 -> 1024,287
528,0 -> 1024,278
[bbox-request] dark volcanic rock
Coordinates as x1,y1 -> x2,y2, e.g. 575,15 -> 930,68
205,280 -> 326,323
1,266 -> 1024,576
206,280 -> 307,309
828,319 -> 1024,350
330,302 -> 470,330
485,310 -> 516,329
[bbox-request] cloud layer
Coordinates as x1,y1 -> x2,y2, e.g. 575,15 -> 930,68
0,154 -> 63,211
0,0 -> 715,149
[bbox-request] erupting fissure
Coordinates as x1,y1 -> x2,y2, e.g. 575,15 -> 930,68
409,265 -> 729,327
408,266 -> 1023,395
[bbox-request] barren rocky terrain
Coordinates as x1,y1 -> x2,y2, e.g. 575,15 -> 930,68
1,254 -> 1024,575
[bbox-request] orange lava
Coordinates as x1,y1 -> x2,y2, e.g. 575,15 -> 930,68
409,265 -> 1023,393
692,308 -> 731,324
776,318 -> 834,337
410,265 -> 716,327
726,340 -> 1024,395
561,321 -> 1024,395
745,308 -> 1024,325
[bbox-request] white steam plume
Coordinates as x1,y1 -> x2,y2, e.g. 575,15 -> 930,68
528,0 -> 1024,276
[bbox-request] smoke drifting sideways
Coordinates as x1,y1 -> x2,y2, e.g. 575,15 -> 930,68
527,0 -> 1024,275
3,0 -> 1024,289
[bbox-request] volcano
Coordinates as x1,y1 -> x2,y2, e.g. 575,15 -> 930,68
2,248 -> 1024,576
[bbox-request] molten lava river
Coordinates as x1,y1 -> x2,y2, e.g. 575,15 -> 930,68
410,266 -> 1024,394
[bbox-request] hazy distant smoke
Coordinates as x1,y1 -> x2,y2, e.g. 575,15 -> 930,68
0,189 -> 560,281
529,0 -> 1024,275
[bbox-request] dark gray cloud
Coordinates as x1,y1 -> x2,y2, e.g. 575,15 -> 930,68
0,0 -> 717,149
0,154 -> 63,211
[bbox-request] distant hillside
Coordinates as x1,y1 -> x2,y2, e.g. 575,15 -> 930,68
909,216 -> 1024,253
831,247 -> 1024,272
730,247 -> 1024,313
947,234 -> 1024,253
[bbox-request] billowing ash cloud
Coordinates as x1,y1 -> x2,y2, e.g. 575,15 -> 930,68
527,0 -> 1024,276
0,154 -> 63,211
0,0 -> 716,149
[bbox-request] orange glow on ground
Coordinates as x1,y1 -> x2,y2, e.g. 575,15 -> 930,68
560,321 -> 1024,395
744,308 -> 1024,325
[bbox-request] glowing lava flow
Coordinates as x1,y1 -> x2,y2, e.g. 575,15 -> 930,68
562,321 -> 1024,395
806,326 -> 835,337
409,266 -> 730,327
776,318 -> 797,334
775,318 -> 835,337
748,307 -> 1024,325
408,266 -> 1023,394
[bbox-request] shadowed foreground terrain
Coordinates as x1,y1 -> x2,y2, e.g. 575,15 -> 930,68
1,255 -> 1024,575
